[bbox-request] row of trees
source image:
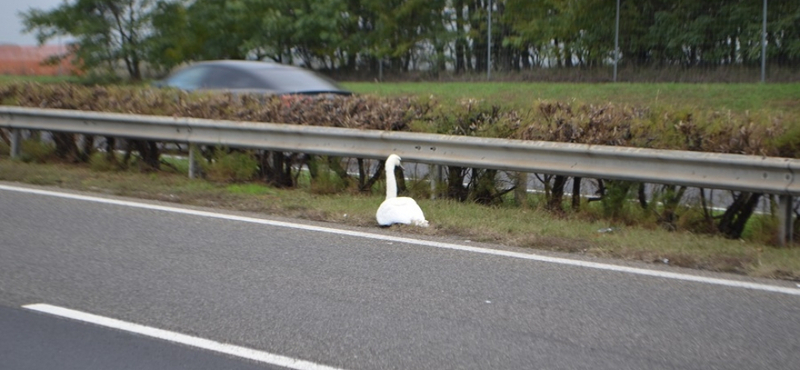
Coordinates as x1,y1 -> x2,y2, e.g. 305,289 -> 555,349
22,0 -> 800,80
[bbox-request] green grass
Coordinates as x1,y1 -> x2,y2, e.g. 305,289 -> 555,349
4,74 -> 795,115
342,82 -> 800,116
1,157 -> 798,281
226,183 -> 276,196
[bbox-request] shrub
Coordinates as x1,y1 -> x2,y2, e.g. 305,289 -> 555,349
307,156 -> 350,195
205,150 -> 258,182
89,152 -> 117,172
1,82 -> 795,243
20,139 -> 55,163
599,180 -> 637,221
0,135 -> 9,155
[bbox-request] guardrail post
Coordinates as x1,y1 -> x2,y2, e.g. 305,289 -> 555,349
430,164 -> 443,199
10,128 -> 21,159
9,128 -> 22,159
188,143 -> 198,179
778,195 -> 794,246
515,172 -> 528,207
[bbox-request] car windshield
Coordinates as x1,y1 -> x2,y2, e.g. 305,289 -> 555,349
165,66 -> 208,90
251,67 -> 344,93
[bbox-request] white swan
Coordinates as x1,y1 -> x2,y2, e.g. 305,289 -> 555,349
376,154 -> 429,227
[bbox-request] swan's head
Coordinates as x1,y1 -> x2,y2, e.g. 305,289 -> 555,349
385,154 -> 402,169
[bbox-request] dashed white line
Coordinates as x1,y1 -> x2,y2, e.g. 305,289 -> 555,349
23,303 -> 345,370
2,183 -> 800,296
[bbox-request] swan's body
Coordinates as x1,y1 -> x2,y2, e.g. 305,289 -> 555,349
376,154 -> 429,227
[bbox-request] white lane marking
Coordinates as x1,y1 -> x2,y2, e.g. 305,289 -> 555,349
23,303 -> 344,370
3,183 -> 800,297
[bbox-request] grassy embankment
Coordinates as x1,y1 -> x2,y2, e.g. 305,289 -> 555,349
343,81 -> 800,117
2,80 -> 799,280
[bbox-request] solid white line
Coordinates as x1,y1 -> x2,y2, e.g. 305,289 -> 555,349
23,303 -> 344,370
3,183 -> 800,297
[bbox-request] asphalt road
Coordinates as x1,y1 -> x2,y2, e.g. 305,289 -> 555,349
0,304 -> 284,370
1,183 -> 799,369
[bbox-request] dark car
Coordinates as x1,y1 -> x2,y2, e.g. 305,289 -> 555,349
153,60 -> 351,96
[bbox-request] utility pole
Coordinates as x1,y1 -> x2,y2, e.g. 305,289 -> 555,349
487,0 -> 492,80
613,0 -> 620,82
761,0 -> 767,83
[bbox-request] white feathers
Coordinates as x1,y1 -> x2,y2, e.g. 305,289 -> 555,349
376,154 -> 429,227
376,196 -> 428,227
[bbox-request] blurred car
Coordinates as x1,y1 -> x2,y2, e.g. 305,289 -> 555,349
152,60 -> 351,97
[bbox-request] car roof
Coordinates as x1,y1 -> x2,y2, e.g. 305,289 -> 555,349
191,60 -> 294,70
180,60 -> 350,95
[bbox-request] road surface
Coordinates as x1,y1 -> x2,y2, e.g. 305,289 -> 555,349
1,183 -> 798,369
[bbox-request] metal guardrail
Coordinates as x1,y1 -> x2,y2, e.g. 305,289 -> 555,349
1,106 -> 797,245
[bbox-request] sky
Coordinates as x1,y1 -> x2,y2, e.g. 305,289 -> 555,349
1,0 -> 65,45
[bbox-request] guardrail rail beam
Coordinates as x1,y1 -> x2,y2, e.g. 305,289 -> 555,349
1,106 -> 796,245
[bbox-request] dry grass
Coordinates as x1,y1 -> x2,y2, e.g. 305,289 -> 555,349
2,157 -> 797,281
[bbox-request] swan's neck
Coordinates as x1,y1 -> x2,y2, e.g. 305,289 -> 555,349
385,163 -> 398,199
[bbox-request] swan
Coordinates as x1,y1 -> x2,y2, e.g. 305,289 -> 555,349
376,154 -> 429,227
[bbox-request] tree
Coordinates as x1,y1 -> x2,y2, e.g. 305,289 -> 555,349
241,0 -> 298,64
364,0 -> 449,73
182,0 -> 254,60
146,0 -> 191,72
22,0 -> 157,80
289,0 -> 351,70
24,0 -> 800,79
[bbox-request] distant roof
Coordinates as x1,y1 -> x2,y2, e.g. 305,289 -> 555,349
0,44 -> 70,60
0,44 -> 77,76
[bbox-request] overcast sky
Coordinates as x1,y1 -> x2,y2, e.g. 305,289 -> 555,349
1,0 -> 65,45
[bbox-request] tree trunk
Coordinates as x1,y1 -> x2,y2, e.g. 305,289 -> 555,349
358,159 -> 384,193
638,183 -> 648,209
79,135 -> 95,162
718,192 -> 762,239
53,132 -> 80,162
130,140 -> 160,171
104,137 -> 118,165
267,151 -> 294,188
447,166 -> 469,201
547,175 -> 567,212
455,0 -> 466,74
572,177 -> 582,211
470,169 -> 498,205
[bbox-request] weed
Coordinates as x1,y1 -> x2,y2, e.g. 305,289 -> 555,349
3,156 -> 796,279
226,183 -> 276,196
161,156 -> 190,175
20,139 -> 55,163
0,137 -> 8,155
307,157 -> 351,195
206,150 -> 258,182
89,152 -> 117,172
